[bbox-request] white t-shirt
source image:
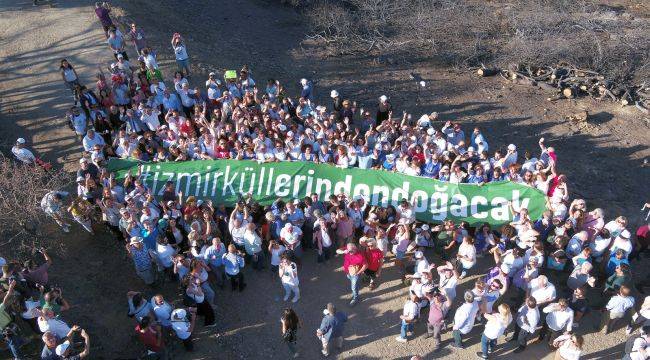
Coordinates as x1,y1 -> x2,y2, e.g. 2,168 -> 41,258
402,300 -> 419,320
151,299 -> 173,327
38,317 -> 71,339
439,274 -> 458,303
270,245 -> 286,266
172,320 -> 191,340
281,227 -> 303,247
483,314 -> 510,340
280,262 -> 299,286
529,279 -> 556,303
458,242 -> 476,268
453,301 -> 479,334
11,146 -> 36,163
156,243 -> 175,268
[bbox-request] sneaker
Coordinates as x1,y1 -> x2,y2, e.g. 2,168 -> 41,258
349,298 -> 358,306
423,333 -> 432,339
476,351 -> 488,359
292,296 -> 300,303
62,226 -> 70,233
205,323 -> 218,328
395,336 -> 408,343
406,331 -> 414,337
450,343 -> 464,349
283,294 -> 290,301
321,349 -> 329,356
626,326 -> 633,335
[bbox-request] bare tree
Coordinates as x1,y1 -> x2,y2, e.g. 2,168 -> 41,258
0,156 -> 73,256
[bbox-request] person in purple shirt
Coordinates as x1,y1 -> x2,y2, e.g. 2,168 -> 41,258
94,2 -> 113,36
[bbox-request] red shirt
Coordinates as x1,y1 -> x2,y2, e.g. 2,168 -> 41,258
637,224 -> 649,239
136,325 -> 162,352
343,252 -> 366,274
365,248 -> 384,272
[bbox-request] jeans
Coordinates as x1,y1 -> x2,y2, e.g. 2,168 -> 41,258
452,329 -> 463,347
250,252 -> 265,270
347,274 -> 360,300
400,320 -> 413,339
201,282 -> 216,304
481,334 -> 496,356
4,331 -> 23,359
282,283 -> 300,300
513,323 -> 533,348
209,264 -> 225,287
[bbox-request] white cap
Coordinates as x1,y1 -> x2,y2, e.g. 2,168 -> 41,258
507,144 -> 517,151
330,90 -> 339,98
414,251 -> 424,259
385,154 -> 395,161
467,146 -> 475,152
209,72 -> 216,76
426,128 -> 435,136
16,138 -> 26,144
421,224 -> 430,231
300,78 -> 308,85
117,53 -> 123,59
379,95 -> 388,102
129,236 -> 144,245
172,308 -> 187,320
315,105 -> 325,112
79,157 -> 88,163
316,133 -> 324,140
287,131 -> 294,137
55,341 -> 71,356
76,176 -> 84,182
278,124 -> 287,132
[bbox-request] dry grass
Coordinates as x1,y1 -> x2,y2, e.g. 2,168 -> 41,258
299,0 -> 650,83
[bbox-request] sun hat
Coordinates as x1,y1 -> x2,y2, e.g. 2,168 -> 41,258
129,236 -> 144,245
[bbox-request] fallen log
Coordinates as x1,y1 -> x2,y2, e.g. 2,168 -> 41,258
477,68 -> 499,77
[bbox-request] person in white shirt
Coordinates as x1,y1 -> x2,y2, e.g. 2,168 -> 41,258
624,326 -> 649,360
11,138 -> 36,164
170,308 -> 197,352
151,294 -> 173,328
452,291 -> 479,348
140,106 -> 161,131
82,129 -> 105,152
553,333 -> 584,360
512,297 -> 540,353
395,291 -> 419,342
457,236 -> 477,279
228,205 -> 249,250
477,304 -> 512,359
527,275 -> 556,308
600,285 -> 635,334
538,298 -> 574,345
280,223 -> 303,257
37,309 -> 71,339
278,253 -> 300,303
627,296 -> 650,335
437,263 -> 459,304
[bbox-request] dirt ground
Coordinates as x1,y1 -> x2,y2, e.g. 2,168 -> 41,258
0,0 -> 649,359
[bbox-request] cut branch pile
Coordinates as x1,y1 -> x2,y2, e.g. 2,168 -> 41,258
477,64 -> 650,115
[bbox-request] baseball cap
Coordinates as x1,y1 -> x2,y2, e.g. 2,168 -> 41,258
16,138 -> 26,144
55,341 -> 71,356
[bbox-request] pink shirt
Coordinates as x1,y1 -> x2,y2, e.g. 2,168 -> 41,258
343,252 -> 366,274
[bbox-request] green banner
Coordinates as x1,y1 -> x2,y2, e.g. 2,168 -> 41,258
107,159 -> 547,226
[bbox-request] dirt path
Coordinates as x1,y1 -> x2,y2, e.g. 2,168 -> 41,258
0,0 -> 648,359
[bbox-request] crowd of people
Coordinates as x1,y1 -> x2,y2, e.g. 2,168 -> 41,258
2,2 -> 650,359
